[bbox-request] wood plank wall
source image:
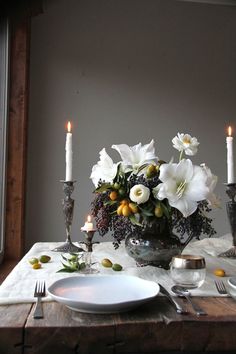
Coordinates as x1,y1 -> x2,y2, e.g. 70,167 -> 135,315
5,18 -> 30,260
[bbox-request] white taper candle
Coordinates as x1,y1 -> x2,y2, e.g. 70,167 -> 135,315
65,121 -> 73,181
226,126 -> 234,184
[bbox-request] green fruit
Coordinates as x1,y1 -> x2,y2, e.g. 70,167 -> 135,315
39,255 -> 51,263
118,187 -> 126,196
28,257 -> 39,265
101,258 -> 113,268
112,263 -> 123,271
146,164 -> 157,178
113,182 -> 120,190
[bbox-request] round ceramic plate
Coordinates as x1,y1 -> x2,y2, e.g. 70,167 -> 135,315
48,275 -> 159,314
228,277 -> 236,289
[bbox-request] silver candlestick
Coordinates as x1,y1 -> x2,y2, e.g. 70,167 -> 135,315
80,228 -> 99,273
53,181 -> 83,253
81,229 -> 97,252
218,183 -> 236,258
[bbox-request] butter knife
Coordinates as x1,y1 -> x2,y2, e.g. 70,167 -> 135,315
158,283 -> 188,314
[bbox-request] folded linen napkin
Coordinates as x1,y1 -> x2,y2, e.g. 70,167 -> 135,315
0,235 -> 235,305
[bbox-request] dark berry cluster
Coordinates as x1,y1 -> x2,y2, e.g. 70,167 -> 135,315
128,174 -> 160,190
171,200 -> 216,242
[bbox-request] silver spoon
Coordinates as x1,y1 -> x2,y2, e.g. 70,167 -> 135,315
171,285 -> 207,316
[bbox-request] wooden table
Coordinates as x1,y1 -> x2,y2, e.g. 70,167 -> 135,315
1,295 -> 236,354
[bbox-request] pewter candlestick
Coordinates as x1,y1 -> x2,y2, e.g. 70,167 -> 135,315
80,228 -> 99,273
218,183 -> 236,258
53,181 -> 83,253
81,229 -> 96,252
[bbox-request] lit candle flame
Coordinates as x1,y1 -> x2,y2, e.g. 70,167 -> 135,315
228,126 -> 232,137
87,215 -> 91,222
67,121 -> 71,133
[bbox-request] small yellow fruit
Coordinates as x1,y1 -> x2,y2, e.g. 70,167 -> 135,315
112,263 -> 123,271
120,199 -> 128,205
28,257 -> 39,265
101,258 -> 113,268
39,255 -> 51,263
214,268 -> 226,277
155,205 -> 163,218
122,205 -> 131,217
129,202 -> 138,214
32,263 -> 42,269
117,204 -> 124,215
109,191 -> 118,201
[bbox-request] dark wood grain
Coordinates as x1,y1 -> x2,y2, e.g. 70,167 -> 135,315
5,17 -> 30,261
0,304 -> 32,354
24,302 -> 116,354
20,297 -> 236,354
1,297 -> 236,353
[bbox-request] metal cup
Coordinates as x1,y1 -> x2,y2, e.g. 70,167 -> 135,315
171,254 -> 206,269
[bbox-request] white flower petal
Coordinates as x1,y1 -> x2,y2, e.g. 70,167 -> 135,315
172,133 -> 199,156
175,159 -> 193,182
112,140 -> 157,171
169,198 -> 198,217
130,184 -> 150,204
159,163 -> 177,182
90,148 -> 119,187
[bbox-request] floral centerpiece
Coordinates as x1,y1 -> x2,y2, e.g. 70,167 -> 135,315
90,133 -> 219,268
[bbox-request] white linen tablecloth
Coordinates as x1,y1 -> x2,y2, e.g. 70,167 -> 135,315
0,234 -> 236,305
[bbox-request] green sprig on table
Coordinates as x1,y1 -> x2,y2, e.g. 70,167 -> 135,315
57,253 -> 86,273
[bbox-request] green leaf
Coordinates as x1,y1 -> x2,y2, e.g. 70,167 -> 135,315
104,200 -> 118,206
61,254 -> 69,262
129,214 -> 142,226
138,206 -> 154,217
56,268 -> 76,273
137,164 -> 148,174
95,183 -> 112,193
161,203 -> 171,219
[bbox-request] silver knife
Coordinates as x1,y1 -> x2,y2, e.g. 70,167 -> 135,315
158,283 -> 188,314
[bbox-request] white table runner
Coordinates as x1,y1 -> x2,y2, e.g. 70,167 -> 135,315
0,234 -> 236,305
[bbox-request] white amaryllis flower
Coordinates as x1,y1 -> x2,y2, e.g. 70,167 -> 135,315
129,184 -> 150,204
90,148 -> 119,187
153,159 -> 209,217
112,140 -> 157,172
172,133 -> 199,156
201,163 -> 220,208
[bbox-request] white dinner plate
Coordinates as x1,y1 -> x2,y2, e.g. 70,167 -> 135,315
48,275 -> 159,314
228,277 -> 236,289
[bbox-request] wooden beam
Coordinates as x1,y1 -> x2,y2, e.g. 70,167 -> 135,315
5,18 -> 30,260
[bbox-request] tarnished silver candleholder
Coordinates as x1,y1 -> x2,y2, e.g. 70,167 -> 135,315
53,181 -> 83,253
80,228 -> 99,273
218,183 -> 236,258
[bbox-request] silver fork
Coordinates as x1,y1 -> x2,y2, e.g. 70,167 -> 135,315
34,281 -> 46,319
215,280 -> 229,296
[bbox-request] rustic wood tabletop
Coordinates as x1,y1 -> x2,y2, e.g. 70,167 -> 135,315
1,295 -> 236,354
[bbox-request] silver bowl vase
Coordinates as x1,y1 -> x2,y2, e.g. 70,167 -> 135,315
125,220 -> 184,269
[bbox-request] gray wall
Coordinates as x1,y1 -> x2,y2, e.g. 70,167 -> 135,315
26,0 -> 236,251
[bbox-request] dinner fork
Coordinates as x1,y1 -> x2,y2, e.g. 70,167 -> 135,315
215,280 -> 229,296
34,281 -> 46,319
